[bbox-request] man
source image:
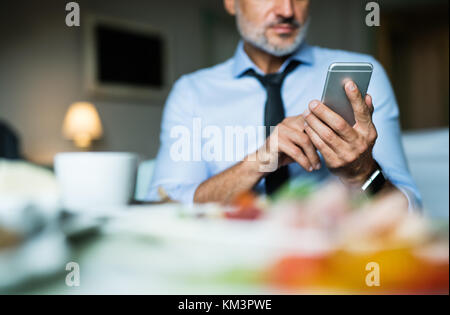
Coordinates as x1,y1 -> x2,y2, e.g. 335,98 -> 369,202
147,0 -> 420,209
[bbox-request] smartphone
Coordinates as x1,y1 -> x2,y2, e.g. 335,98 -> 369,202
321,62 -> 373,126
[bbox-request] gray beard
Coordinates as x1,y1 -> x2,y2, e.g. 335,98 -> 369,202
236,12 -> 310,57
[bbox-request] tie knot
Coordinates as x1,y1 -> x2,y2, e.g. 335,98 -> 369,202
262,72 -> 285,86
245,60 -> 300,88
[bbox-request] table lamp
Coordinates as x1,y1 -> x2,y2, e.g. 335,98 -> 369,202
62,102 -> 103,149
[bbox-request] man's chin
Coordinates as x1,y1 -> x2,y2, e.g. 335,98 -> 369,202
266,33 -> 300,50
243,32 -> 302,57
265,41 -> 300,56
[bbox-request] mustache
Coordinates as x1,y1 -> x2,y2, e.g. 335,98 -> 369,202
267,17 -> 301,28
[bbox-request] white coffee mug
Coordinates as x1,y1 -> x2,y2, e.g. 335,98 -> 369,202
54,152 -> 138,212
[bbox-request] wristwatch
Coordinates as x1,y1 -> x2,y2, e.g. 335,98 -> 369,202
361,162 -> 386,195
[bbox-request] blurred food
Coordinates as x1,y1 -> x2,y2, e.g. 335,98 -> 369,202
225,191 -> 263,220
0,159 -> 59,220
205,181 -> 449,294
268,254 -> 329,289
0,226 -> 21,250
337,193 -> 429,251
270,181 -> 351,229
268,246 -> 448,294
0,159 -> 58,198
0,159 -> 72,290
0,164 -> 447,294
262,182 -> 449,294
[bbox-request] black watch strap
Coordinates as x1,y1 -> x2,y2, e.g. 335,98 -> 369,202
361,163 -> 386,195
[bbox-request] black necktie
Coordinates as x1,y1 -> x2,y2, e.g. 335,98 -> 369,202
245,60 -> 300,195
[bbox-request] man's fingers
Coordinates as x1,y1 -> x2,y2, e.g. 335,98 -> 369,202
304,125 -> 338,165
365,94 -> 374,114
303,110 -> 346,153
345,81 -> 371,124
278,136 -> 313,172
307,100 -> 357,142
283,115 -> 306,134
280,119 -> 321,170
285,128 -> 321,170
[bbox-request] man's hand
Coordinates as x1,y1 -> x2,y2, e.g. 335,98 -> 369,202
251,115 -> 322,174
194,115 -> 321,204
303,80 -> 378,186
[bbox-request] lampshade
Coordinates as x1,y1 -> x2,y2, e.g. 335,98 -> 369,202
62,102 -> 103,149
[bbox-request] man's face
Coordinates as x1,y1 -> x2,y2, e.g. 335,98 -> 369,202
225,0 -> 310,56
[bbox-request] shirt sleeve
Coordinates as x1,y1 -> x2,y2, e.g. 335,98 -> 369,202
145,75 -> 210,204
368,58 -> 422,211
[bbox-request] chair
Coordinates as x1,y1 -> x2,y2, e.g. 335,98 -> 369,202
0,121 -> 21,160
134,159 -> 156,201
402,128 -> 449,219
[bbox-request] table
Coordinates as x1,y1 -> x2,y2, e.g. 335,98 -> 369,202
5,204 -> 284,294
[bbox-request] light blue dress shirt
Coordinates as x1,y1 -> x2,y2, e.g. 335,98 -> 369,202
147,41 -> 421,209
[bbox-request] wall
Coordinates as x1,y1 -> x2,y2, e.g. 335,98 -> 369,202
0,0 -> 223,164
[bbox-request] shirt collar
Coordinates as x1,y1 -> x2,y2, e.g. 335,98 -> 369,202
231,40 -> 314,78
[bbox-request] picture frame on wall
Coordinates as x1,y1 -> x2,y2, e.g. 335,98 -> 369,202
83,15 -> 173,101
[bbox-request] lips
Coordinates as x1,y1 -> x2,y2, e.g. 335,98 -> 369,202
271,24 -> 298,34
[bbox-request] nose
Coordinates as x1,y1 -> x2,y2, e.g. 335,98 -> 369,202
273,0 -> 295,18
